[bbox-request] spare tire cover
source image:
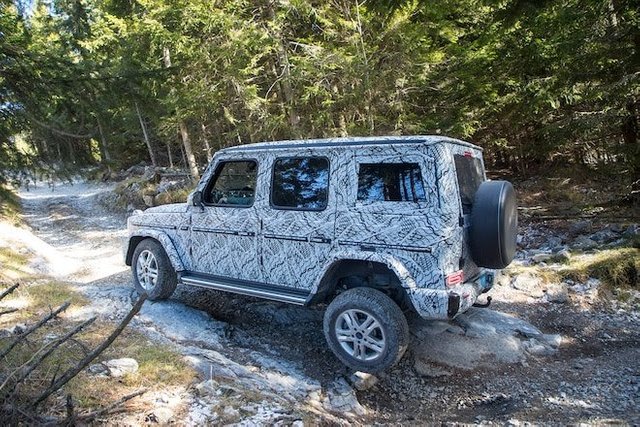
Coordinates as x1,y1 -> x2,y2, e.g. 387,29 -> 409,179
469,180 -> 518,269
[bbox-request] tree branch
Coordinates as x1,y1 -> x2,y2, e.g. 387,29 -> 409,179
0,284 -> 20,302
0,316 -> 96,398
0,301 -> 71,359
70,389 -> 147,423
0,308 -> 19,317
31,295 -> 146,408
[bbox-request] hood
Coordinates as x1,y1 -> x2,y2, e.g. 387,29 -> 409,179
141,203 -> 189,214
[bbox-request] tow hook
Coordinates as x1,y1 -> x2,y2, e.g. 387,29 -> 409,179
473,296 -> 492,308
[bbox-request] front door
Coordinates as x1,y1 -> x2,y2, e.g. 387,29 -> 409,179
190,159 -> 262,282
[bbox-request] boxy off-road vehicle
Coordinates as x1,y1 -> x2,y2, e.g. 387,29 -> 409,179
125,136 -> 517,372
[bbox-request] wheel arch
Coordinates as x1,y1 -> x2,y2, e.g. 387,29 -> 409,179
308,253 -> 416,308
125,230 -> 186,272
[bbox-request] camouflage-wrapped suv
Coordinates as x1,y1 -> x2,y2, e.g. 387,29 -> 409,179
125,136 -> 517,372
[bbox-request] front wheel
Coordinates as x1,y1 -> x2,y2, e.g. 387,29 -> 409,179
132,239 -> 177,300
323,287 -> 409,373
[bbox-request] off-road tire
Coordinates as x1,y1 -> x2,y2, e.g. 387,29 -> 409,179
323,287 -> 409,373
132,238 -> 177,300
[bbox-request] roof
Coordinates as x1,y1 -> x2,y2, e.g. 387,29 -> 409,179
219,135 -> 482,153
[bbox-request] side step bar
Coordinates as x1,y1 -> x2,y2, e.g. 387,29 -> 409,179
180,273 -> 309,305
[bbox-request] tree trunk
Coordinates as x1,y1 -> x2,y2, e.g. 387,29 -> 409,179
179,121 -> 199,180
166,141 -> 174,168
134,101 -> 157,167
353,0 -> 374,133
201,123 -> 212,162
96,117 -> 111,172
264,2 -> 299,137
163,46 -> 199,180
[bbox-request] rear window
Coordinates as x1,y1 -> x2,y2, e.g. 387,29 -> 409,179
454,154 -> 484,213
357,163 -> 426,202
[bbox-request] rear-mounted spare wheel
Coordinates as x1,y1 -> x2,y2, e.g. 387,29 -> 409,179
470,180 -> 518,269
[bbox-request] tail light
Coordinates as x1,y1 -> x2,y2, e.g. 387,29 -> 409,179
446,270 -> 464,287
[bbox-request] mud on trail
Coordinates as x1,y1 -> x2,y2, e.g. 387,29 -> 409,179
5,180 -> 639,424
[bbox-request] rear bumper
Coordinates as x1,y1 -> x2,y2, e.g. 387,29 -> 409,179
406,271 -> 494,320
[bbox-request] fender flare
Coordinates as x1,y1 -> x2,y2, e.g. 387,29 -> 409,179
125,229 -> 186,272
309,251 -> 418,297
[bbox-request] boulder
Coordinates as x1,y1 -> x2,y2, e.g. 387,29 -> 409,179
323,378 -> 366,416
532,253 -> 552,263
104,358 -> 139,377
348,371 -> 379,391
569,220 -> 592,235
572,236 -> 598,251
511,274 -> 545,298
545,284 -> 569,303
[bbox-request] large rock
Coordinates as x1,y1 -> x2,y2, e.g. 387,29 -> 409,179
623,224 -> 639,238
570,220 -> 592,235
323,378 -> 366,416
591,229 -> 619,243
532,253 -> 553,264
348,371 -> 378,391
104,358 -> 139,377
545,283 -> 569,303
572,235 -> 598,251
511,274 -> 545,298
412,308 -> 559,371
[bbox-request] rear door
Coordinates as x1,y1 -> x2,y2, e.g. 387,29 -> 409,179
258,154 -> 336,291
334,145 -> 444,288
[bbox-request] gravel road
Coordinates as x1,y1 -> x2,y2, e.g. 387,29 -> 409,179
11,179 -> 639,425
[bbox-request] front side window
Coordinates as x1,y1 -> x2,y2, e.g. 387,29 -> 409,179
357,163 -> 427,202
205,160 -> 257,207
271,157 -> 329,210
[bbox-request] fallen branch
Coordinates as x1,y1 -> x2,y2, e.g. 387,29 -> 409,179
0,317 -> 96,398
31,295 -> 147,408
0,308 -> 19,317
70,389 -> 147,424
0,301 -> 71,359
0,284 -> 20,302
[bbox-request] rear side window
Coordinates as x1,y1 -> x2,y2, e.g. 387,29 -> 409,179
204,160 -> 257,207
454,154 -> 484,213
357,163 -> 426,202
271,157 -> 329,210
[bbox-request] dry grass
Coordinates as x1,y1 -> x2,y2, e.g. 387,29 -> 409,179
504,263 -> 560,285
557,247 -> 640,290
0,185 -> 21,226
0,247 -> 31,283
66,327 -> 196,409
0,252 -> 196,416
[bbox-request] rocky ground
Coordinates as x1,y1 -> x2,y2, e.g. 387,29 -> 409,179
2,179 -> 638,424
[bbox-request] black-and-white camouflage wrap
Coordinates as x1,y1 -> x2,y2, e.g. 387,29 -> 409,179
126,136 -> 490,320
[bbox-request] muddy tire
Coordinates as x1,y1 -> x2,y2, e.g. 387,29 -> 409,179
470,180 -> 518,269
132,239 -> 177,300
323,287 -> 409,373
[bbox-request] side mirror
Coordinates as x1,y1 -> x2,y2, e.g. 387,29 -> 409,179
192,190 -> 203,207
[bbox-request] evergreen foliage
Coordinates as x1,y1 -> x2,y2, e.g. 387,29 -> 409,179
0,0 -> 638,180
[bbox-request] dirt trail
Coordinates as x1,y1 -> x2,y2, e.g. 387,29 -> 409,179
10,180 -> 640,424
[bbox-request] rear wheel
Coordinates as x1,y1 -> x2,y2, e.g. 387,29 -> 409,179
132,239 -> 177,300
323,287 -> 409,373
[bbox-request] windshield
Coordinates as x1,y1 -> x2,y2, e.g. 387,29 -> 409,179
454,154 -> 484,214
